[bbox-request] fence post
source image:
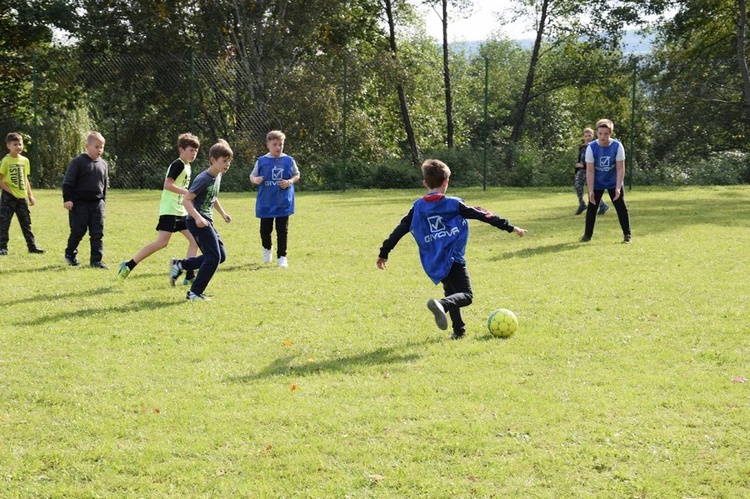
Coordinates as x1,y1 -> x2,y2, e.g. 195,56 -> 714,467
32,49 -> 40,188
190,52 -> 195,133
628,56 -> 637,189
483,57 -> 489,191
342,54 -> 348,191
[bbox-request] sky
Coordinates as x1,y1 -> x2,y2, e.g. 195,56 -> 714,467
415,0 -> 536,43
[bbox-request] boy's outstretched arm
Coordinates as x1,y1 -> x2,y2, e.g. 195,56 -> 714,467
376,208 -> 414,269
458,201 -> 527,235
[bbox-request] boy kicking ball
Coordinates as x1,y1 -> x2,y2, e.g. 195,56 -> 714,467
377,159 -> 526,339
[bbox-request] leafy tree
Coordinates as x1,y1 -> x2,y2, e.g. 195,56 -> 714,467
647,0 -> 750,165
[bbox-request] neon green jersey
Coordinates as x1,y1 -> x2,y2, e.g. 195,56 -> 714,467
159,158 -> 191,216
0,154 -> 30,199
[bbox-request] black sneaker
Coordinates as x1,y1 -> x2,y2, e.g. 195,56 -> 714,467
90,261 -> 109,269
0,248 -> 7,255
450,330 -> 466,340
427,299 -> 448,330
28,247 -> 45,254
65,254 -> 79,266
579,235 -> 591,243
598,204 -> 609,215
575,205 -> 586,215
623,234 -> 632,244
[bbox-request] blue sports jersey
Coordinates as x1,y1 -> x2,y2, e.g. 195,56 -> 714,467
409,196 -> 469,284
255,154 -> 296,218
588,139 -> 623,190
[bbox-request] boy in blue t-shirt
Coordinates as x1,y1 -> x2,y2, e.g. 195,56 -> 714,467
249,130 -> 300,268
169,139 -> 233,300
580,119 -> 632,243
377,159 -> 527,339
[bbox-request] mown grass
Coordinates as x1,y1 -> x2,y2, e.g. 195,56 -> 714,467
1,186 -> 749,497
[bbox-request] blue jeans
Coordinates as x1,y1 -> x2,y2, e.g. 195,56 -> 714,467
183,218 -> 226,295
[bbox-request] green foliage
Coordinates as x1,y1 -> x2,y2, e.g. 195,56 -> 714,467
1,187 -> 750,496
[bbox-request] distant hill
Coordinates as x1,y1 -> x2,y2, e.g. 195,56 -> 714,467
449,30 -> 653,56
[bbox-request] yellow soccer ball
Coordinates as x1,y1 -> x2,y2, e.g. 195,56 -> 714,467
487,308 -> 518,338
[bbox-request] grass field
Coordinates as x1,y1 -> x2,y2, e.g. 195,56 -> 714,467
1,186 -> 749,497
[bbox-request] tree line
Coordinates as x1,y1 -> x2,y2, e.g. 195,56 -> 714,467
2,0 -> 749,190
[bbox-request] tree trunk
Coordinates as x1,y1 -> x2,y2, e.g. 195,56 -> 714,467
385,0 -> 420,166
508,0 -> 550,167
738,0 -> 750,107
442,0 -> 454,148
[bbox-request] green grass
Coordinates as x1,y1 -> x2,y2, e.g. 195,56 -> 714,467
1,186 -> 749,497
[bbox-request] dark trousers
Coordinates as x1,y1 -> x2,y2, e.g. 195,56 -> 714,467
584,188 -> 630,238
0,191 -> 36,249
260,216 -> 289,258
183,218 -> 226,295
439,263 -> 474,334
573,169 -> 587,206
66,199 -> 105,263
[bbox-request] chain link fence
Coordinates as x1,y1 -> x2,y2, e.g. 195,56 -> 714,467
2,45 -> 538,192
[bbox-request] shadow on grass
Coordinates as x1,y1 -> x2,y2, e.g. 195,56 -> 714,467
0,264 -> 75,275
225,339 -> 437,382
2,285 -> 119,307
490,242 -> 580,260
15,298 -> 183,326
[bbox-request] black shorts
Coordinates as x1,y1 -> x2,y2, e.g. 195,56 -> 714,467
155,215 -> 188,233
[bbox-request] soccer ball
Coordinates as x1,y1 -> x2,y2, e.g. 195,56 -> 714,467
487,309 -> 518,338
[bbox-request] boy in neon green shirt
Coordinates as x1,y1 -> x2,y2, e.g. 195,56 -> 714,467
117,133 -> 200,282
0,132 -> 44,255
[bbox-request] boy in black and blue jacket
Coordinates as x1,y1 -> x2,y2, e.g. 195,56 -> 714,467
377,159 -> 527,339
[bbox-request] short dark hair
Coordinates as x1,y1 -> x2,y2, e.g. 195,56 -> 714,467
178,133 -> 200,150
421,159 -> 451,189
6,132 -> 22,144
209,139 -> 233,160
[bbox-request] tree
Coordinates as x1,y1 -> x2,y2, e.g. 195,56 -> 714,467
421,0 -> 473,148
382,0 -> 420,165
502,0 -> 661,168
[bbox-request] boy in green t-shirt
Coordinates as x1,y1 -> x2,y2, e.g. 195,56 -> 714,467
0,132 -> 44,255
117,133 -> 200,283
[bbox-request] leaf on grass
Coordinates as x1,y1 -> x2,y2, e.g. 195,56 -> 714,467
282,341 -> 294,346
290,384 -> 298,391
731,376 -> 747,383
468,476 -> 480,482
153,408 -> 160,414
365,472 -> 385,482
264,445 -> 273,454
216,470 -> 226,477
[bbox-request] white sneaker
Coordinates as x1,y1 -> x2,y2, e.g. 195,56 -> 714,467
278,256 -> 288,268
262,247 -> 273,264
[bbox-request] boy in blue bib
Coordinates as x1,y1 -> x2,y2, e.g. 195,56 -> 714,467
377,159 -> 527,339
250,130 -> 300,268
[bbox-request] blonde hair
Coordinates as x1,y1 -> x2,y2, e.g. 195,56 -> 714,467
86,131 -> 105,145
595,119 -> 614,133
583,127 -> 594,135
209,139 -> 233,160
421,159 -> 451,189
266,130 -> 286,142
